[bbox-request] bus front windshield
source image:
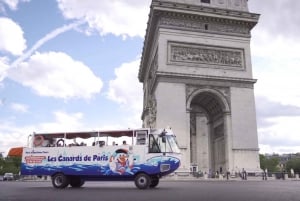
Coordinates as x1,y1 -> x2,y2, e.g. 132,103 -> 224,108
149,134 -> 180,153
166,135 -> 180,153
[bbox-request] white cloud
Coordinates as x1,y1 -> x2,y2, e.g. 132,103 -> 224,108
258,116 -> 300,154
57,0 -> 151,38
259,144 -> 300,155
253,57 -> 300,106
0,110 -> 84,156
251,31 -> 300,60
0,56 -> 9,82
248,0 -> 300,154
39,111 -> 84,132
249,0 -> 300,39
10,20 -> 85,68
10,102 -> 28,113
107,59 -> 143,113
249,0 -> 300,105
1,0 -> 19,10
0,109 -> 141,156
0,120 -> 28,155
0,0 -> 30,11
2,0 -> 29,10
8,51 -> 103,99
0,18 -> 83,84
0,17 -> 26,56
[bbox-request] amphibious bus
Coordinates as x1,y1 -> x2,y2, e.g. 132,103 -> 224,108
21,128 -> 181,189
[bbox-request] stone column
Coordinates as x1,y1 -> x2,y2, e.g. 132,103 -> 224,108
223,112 -> 233,172
208,121 -> 214,171
179,108 -> 191,172
196,113 -> 209,173
190,113 -> 197,164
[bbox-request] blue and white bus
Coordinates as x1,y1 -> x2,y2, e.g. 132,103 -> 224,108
21,128 -> 181,189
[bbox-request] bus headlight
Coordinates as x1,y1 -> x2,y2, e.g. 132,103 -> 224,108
160,164 -> 170,172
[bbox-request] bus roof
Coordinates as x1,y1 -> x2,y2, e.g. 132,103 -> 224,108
32,128 -> 149,139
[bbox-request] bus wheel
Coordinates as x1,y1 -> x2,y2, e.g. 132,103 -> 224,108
150,176 -> 159,188
69,176 -> 85,188
52,173 -> 69,189
134,173 -> 150,189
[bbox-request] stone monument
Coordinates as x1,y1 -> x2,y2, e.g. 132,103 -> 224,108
139,0 -> 261,174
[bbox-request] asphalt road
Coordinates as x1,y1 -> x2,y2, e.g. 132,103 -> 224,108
0,180 -> 300,201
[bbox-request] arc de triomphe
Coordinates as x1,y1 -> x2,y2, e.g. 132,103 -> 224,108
139,0 -> 261,174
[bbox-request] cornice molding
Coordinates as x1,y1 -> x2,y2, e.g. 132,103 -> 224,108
155,71 -> 257,88
151,0 -> 259,22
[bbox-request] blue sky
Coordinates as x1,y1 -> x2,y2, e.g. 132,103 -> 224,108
1,0 -> 300,156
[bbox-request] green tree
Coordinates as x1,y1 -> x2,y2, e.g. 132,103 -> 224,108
0,156 -> 21,175
286,158 -> 300,173
259,154 -> 280,172
0,157 -> 5,175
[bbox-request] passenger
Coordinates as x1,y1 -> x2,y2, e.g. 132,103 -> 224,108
80,142 -> 86,146
99,141 -> 105,147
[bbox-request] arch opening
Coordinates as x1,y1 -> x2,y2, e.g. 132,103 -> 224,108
189,91 -> 228,175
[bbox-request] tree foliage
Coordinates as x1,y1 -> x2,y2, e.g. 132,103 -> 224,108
0,156 -> 21,175
259,154 -> 280,172
286,158 -> 300,173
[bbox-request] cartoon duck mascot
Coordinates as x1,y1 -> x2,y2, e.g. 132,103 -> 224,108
109,149 -> 133,174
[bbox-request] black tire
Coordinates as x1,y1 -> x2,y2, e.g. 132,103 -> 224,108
52,173 -> 69,189
69,176 -> 85,188
149,176 -> 159,188
134,173 -> 150,189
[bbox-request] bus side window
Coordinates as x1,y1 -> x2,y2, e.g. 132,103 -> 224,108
149,134 -> 160,153
136,131 -> 146,145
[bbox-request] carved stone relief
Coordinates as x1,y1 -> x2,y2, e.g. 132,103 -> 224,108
144,52 -> 158,110
147,95 -> 157,128
169,42 -> 244,70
